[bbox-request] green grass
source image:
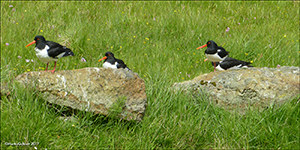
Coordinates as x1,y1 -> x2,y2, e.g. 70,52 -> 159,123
1,1 -> 299,149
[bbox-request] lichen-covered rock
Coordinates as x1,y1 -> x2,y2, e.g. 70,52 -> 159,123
14,67 -> 147,122
172,66 -> 300,113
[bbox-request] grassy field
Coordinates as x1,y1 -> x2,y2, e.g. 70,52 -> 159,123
1,1 -> 299,149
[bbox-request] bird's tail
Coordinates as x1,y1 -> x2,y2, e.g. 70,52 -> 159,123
243,61 -> 253,67
63,50 -> 75,57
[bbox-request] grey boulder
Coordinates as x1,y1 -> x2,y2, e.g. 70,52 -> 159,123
13,67 -> 147,122
172,66 -> 300,113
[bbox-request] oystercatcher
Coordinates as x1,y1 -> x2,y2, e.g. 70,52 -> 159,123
197,40 -> 229,72
211,57 -> 253,71
98,51 -> 130,70
26,35 -> 74,73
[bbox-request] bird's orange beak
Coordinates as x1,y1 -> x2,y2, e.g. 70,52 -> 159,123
98,56 -> 107,62
26,40 -> 36,47
197,44 -> 207,49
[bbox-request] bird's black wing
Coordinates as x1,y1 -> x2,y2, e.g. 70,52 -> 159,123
116,59 -> 130,70
217,46 -> 229,59
46,41 -> 74,58
46,41 -> 64,48
219,57 -> 252,70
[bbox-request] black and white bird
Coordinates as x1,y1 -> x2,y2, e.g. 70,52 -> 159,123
26,35 -> 74,73
212,57 -> 253,71
197,40 -> 229,72
98,51 -> 130,70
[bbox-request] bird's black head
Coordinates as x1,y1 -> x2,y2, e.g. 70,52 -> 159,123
206,40 -> 218,48
34,35 -> 46,43
197,40 -> 218,50
26,35 -> 46,48
98,51 -> 115,62
105,51 -> 115,58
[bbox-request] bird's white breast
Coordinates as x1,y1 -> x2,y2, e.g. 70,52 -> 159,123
215,65 -> 225,71
205,53 -> 226,62
35,45 -> 57,63
103,62 -> 118,69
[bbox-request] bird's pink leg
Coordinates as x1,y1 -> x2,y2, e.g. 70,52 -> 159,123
45,63 -> 49,71
213,62 -> 216,72
204,58 -> 208,62
49,62 -> 57,74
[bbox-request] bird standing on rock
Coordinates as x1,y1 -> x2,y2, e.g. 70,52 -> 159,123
26,35 -> 74,73
98,51 -> 131,70
197,40 -> 229,72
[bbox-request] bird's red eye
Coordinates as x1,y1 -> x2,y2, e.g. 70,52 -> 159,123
208,42 -> 210,44
37,38 -> 40,40
108,54 -> 110,56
